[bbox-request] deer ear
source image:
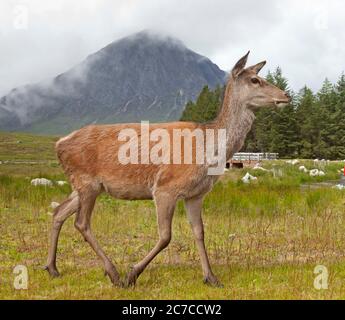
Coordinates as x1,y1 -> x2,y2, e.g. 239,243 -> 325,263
231,51 -> 250,78
248,61 -> 266,74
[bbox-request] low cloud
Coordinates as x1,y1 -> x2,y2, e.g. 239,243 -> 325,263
0,0 -> 344,96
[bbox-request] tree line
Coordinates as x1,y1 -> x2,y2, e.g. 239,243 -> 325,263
180,68 -> 345,159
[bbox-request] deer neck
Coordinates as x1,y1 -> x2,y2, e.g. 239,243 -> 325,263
212,82 -> 256,161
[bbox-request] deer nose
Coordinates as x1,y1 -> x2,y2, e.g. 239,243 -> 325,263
285,92 -> 291,102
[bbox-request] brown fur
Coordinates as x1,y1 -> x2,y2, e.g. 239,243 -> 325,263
45,52 -> 290,287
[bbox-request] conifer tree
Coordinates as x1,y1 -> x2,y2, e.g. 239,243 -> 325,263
180,69 -> 345,160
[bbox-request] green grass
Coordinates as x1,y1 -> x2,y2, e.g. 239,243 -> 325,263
1,132 -> 345,299
0,131 -> 58,161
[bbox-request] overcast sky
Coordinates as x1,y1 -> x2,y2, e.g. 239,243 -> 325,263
0,0 -> 344,96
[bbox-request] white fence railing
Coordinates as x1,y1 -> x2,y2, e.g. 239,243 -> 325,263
231,152 -> 278,161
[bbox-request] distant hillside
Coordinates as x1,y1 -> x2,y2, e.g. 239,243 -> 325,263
0,31 -> 226,135
0,131 -> 57,161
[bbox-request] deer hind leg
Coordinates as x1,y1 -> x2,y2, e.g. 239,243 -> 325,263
74,185 -> 122,287
124,192 -> 176,287
45,191 -> 80,277
185,196 -> 223,287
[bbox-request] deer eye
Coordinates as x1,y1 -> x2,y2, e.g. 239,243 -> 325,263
251,78 -> 260,85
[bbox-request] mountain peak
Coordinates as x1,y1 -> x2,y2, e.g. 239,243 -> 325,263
100,30 -> 188,57
0,31 -> 226,134
119,30 -> 186,47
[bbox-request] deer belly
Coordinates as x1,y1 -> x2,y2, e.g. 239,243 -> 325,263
102,182 -> 153,200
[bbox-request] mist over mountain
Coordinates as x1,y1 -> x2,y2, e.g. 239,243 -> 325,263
0,31 -> 226,134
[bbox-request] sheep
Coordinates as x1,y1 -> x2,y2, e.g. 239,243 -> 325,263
286,159 -> 299,165
309,169 -> 325,177
299,165 -> 309,173
253,163 -> 269,171
56,180 -> 67,186
31,178 -> 53,187
242,172 -> 258,184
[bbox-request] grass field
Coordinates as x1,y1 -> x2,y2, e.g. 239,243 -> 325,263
1,131 -> 345,299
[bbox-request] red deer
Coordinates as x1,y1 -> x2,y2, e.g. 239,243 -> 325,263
45,52 -> 290,287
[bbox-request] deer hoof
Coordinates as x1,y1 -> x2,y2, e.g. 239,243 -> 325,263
124,266 -> 138,288
44,265 -> 60,278
104,265 -> 122,287
105,271 -> 122,288
203,275 -> 223,288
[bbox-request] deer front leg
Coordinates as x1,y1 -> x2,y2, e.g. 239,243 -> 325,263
185,196 -> 223,287
124,192 -> 176,287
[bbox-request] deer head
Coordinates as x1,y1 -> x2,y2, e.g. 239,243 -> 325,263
230,51 -> 291,110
